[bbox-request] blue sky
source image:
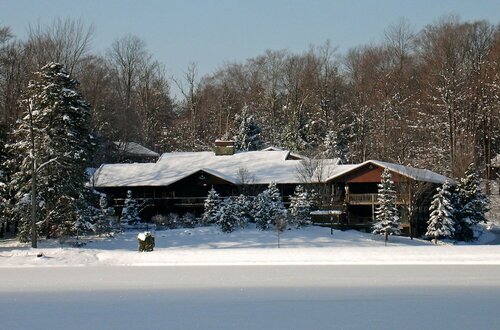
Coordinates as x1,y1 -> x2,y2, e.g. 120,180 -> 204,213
1,0 -> 499,87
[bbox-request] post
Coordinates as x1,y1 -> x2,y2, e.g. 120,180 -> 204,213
408,183 -> 413,240
330,214 -> 333,235
371,194 -> 375,222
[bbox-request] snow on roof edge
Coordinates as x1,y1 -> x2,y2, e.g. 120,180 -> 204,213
326,160 -> 454,185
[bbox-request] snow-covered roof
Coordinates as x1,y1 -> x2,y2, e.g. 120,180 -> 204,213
94,149 -> 338,188
262,146 -> 305,160
326,160 -> 452,185
113,142 -> 159,158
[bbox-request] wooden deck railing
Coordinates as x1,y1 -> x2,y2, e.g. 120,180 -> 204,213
347,193 -> 406,205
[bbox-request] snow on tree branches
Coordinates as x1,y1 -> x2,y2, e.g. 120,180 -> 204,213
254,182 -> 287,230
372,168 -> 401,243
454,164 -> 489,241
426,181 -> 455,243
233,105 -> 262,151
7,62 -> 94,242
289,185 -> 313,228
202,187 -> 220,225
121,190 -> 141,228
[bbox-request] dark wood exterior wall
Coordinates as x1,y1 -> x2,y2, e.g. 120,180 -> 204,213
326,162 -> 437,237
96,169 -> 302,220
331,164 -> 410,183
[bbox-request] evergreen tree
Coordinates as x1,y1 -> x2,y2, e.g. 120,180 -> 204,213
372,169 -> 401,243
282,110 -> 308,153
426,181 -> 455,243
254,182 -> 286,230
121,190 -> 141,227
323,129 -> 349,163
216,198 -> 238,233
234,194 -> 252,228
233,105 -> 263,151
8,62 -> 94,241
95,194 -> 114,235
267,182 -> 281,204
202,187 -> 220,225
289,185 -> 312,228
454,164 -> 490,241
254,190 -> 273,230
0,138 -> 7,235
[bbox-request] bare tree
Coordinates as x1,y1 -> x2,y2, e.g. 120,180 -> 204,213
26,18 -> 94,75
173,62 -> 201,140
107,34 -> 146,108
296,157 -> 333,208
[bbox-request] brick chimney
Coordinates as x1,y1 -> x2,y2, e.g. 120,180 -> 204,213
214,139 -> 235,156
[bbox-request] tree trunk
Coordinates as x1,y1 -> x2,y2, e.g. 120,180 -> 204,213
28,99 -> 37,248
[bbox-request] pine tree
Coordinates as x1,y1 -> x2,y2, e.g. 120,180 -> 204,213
282,110 -> 308,153
95,195 -> 114,235
121,190 -> 141,227
323,129 -> 350,163
202,187 -> 220,225
0,143 -> 7,236
289,185 -> 312,228
426,181 -> 455,243
234,194 -> 251,228
454,164 -> 490,241
372,168 -> 401,243
254,190 -> 273,230
8,62 -> 94,241
254,182 -> 286,230
216,198 -> 238,233
233,105 -> 263,151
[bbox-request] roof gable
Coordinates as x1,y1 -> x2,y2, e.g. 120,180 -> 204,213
327,160 -> 453,185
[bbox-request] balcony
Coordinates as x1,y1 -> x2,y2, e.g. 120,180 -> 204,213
346,193 -> 407,205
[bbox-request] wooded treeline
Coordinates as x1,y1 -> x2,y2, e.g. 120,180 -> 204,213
1,17 -> 499,177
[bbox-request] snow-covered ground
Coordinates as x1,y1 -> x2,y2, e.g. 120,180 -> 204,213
2,226 -> 500,329
1,224 -> 500,267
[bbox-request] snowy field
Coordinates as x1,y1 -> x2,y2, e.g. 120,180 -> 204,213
1,265 -> 500,330
1,224 -> 500,267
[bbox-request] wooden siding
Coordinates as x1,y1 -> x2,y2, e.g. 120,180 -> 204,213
330,163 -> 412,183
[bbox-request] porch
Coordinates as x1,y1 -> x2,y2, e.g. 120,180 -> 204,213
346,193 -> 407,205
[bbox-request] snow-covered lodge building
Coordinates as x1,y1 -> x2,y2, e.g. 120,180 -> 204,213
93,141 -> 451,236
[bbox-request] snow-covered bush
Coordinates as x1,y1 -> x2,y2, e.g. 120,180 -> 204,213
165,213 -> 180,229
137,231 -> 155,252
180,212 -> 197,228
426,181 -> 455,243
372,169 -> 401,243
152,214 -> 168,229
